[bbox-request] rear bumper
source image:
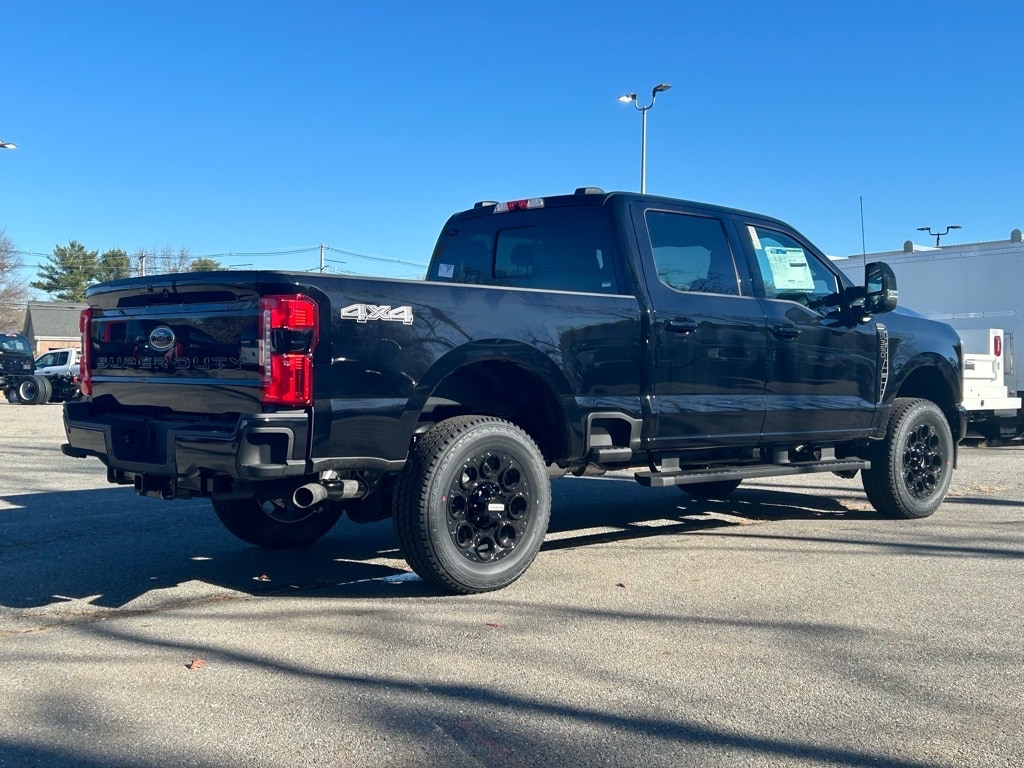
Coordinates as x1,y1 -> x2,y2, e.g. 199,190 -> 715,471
62,400 -> 310,482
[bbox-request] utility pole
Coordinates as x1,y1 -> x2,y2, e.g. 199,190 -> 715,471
320,244 -> 325,273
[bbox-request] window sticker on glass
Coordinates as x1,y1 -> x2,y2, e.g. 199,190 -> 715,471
747,225 -> 762,251
437,263 -> 455,279
764,246 -> 815,291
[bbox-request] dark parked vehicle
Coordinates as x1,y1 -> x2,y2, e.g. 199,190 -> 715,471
63,188 -> 966,592
1,339 -> 83,404
1,332 -> 50,404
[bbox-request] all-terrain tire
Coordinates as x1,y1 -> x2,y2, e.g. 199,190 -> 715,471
393,415 -> 551,594
862,398 -> 954,518
680,479 -> 742,499
212,497 -> 342,549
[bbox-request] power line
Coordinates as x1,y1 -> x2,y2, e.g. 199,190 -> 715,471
325,246 -> 427,269
11,244 -> 427,271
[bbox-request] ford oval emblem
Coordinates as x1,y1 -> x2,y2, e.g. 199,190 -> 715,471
149,326 -> 176,351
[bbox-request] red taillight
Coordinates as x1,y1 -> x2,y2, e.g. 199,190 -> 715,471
994,335 -> 1002,357
259,295 -> 319,406
79,308 -> 93,396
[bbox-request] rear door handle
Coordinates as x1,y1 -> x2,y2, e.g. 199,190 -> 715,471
665,318 -> 699,335
771,324 -> 802,341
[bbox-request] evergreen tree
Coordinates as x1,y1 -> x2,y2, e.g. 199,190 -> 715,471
96,248 -> 132,283
189,257 -> 223,272
32,241 -> 98,301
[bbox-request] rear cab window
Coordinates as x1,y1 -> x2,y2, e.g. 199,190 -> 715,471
429,206 -> 621,294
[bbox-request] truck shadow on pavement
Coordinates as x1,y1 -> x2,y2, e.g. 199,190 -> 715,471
1,474 -> 1020,612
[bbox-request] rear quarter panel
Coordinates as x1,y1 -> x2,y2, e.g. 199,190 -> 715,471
312,277 -> 642,463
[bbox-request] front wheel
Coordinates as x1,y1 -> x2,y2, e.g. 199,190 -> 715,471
393,416 -> 551,594
213,496 -> 342,549
862,398 -> 954,518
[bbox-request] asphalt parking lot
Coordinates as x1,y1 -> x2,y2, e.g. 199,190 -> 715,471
1,401 -> 1021,768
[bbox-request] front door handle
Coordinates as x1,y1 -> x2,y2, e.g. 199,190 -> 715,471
771,324 -> 802,341
665,318 -> 699,335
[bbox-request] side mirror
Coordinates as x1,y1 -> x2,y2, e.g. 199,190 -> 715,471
863,261 -> 898,314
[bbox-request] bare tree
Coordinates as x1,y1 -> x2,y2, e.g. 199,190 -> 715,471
0,229 -> 31,329
132,246 -> 194,276
131,246 -> 194,276
158,246 -> 192,274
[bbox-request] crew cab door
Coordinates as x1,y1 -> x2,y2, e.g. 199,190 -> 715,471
737,220 -> 881,441
632,203 -> 767,450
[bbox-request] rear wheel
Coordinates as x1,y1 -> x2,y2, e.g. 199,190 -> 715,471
393,415 -> 551,594
17,376 -> 51,405
680,479 -> 742,499
213,496 -> 342,549
862,398 -> 954,518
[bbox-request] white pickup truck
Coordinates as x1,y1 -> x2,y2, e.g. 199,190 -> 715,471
34,348 -> 82,379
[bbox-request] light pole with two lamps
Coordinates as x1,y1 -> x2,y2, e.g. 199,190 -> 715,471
917,224 -> 961,247
618,84 -> 671,194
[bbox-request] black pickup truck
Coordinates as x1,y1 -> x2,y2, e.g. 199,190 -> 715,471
63,188 -> 966,593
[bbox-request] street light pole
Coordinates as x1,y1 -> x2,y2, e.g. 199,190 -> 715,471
917,224 -> 962,247
618,84 -> 671,194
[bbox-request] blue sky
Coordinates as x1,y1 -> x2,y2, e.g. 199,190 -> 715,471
2,1 -> 1022,293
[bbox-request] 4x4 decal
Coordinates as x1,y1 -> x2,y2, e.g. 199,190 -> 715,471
340,303 -> 415,325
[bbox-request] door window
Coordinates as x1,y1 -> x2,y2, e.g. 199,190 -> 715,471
645,211 -> 741,296
747,225 -> 838,308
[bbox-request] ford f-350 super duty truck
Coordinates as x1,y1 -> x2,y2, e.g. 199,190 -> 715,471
62,188 -> 966,593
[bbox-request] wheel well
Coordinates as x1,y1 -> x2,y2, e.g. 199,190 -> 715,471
425,361 -> 569,462
891,365 -> 959,435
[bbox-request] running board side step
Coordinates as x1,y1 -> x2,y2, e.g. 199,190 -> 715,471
634,459 -> 870,488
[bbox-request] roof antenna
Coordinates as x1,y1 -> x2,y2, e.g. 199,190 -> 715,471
860,196 -> 867,266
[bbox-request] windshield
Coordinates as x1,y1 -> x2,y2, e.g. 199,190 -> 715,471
0,334 -> 32,355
